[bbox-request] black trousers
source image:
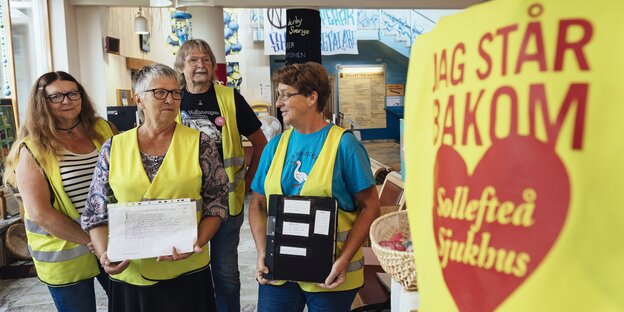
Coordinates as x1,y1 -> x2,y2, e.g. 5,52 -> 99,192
108,266 -> 216,312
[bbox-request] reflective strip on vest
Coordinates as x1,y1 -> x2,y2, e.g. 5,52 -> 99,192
336,230 -> 349,242
223,156 -> 245,168
347,257 -> 365,272
28,245 -> 90,262
24,219 -> 48,235
229,169 -> 245,193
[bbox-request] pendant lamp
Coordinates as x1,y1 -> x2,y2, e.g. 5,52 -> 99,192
134,8 -> 149,34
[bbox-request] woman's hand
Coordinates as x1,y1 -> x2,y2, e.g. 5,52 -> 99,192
99,251 -> 129,275
319,257 -> 348,289
157,245 -> 204,262
255,257 -> 276,285
87,242 -> 95,253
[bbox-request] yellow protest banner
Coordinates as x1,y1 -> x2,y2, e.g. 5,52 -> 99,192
404,0 -> 624,311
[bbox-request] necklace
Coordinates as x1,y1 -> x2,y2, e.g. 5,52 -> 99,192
57,118 -> 81,138
184,89 -> 209,106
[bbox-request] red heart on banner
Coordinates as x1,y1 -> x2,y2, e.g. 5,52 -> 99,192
433,136 -> 570,312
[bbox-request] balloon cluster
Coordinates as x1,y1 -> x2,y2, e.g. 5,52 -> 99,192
167,10 -> 192,47
224,10 -> 242,55
226,62 -> 242,90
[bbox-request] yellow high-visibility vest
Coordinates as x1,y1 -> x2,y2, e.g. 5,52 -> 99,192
23,118 -> 113,285
109,124 -> 209,286
265,125 -> 364,292
177,83 -> 246,216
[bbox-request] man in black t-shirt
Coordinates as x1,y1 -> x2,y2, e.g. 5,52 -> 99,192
175,39 -> 267,312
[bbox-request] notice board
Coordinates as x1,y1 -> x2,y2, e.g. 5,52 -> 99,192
337,67 -> 386,129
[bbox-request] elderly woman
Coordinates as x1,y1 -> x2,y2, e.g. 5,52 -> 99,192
81,64 -> 228,312
4,71 -> 116,311
249,62 -> 381,311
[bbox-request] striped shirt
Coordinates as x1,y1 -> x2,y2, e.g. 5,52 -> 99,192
59,149 -> 99,214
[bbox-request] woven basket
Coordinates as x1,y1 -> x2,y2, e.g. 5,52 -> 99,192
370,210 -> 418,291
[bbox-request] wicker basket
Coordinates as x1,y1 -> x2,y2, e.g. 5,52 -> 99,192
370,210 -> 418,291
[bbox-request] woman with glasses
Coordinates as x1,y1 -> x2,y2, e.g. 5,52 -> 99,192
3,71 -> 116,311
81,64 -> 228,312
249,62 -> 381,311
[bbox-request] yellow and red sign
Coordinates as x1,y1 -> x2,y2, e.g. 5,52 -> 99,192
404,0 -> 624,311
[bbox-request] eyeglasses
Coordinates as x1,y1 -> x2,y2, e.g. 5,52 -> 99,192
276,92 -> 300,101
185,57 -> 212,66
142,88 -> 182,100
46,91 -> 81,103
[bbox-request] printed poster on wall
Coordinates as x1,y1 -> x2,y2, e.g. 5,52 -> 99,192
264,8 -> 359,56
404,1 -> 624,311
338,68 -> 386,129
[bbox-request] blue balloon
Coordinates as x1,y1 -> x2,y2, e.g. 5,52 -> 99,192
225,45 -> 231,54
171,11 -> 192,19
223,12 -> 231,24
228,21 -> 239,31
231,43 -> 242,52
224,28 -> 233,39
226,65 -> 233,74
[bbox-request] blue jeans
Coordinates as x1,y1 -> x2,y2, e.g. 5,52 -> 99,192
258,282 -> 358,312
48,271 -> 109,312
211,211 -> 244,312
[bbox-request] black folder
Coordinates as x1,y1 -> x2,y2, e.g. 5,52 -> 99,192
264,195 -> 338,283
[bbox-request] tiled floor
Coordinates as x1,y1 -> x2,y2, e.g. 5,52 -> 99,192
0,198 -> 260,312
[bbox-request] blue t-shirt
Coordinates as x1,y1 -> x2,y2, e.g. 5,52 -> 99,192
251,124 -> 375,212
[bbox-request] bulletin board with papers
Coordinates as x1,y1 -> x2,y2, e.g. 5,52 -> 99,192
337,66 -> 386,129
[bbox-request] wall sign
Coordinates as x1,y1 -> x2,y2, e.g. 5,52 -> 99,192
285,8 -> 321,64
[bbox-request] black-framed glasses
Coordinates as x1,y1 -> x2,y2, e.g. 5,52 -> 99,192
142,88 -> 182,100
276,92 -> 300,101
46,91 -> 81,103
185,57 -> 212,66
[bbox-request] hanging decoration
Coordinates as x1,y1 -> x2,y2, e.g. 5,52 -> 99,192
224,9 -> 241,56
226,62 -> 241,91
167,10 -> 192,49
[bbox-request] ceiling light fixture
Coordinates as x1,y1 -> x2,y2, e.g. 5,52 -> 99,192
150,0 -> 173,7
134,8 -> 149,34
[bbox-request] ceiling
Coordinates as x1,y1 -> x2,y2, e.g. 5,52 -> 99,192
69,0 -> 482,9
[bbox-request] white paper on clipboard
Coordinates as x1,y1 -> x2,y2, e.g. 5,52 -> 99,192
107,199 -> 197,262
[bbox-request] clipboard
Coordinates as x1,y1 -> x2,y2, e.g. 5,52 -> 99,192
264,195 -> 338,283
107,199 -> 197,262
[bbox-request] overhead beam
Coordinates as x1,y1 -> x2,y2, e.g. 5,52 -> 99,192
69,0 -> 480,9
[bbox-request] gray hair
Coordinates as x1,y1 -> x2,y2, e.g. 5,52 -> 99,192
174,39 -> 217,88
132,64 -> 179,99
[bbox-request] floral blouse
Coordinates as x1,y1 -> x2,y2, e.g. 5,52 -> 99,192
81,132 -> 229,231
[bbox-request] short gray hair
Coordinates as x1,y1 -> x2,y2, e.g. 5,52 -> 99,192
132,64 -> 179,98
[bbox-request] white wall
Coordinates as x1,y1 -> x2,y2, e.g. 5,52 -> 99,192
226,9 -> 271,104
76,6 -> 108,118
187,7 -> 226,64
73,6 -> 272,116
49,0 -> 81,76
104,7 -> 176,107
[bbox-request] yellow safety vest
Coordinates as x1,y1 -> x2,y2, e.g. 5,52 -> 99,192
109,124 -> 209,286
22,118 -> 113,285
177,83 -> 246,216
265,125 -> 364,292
